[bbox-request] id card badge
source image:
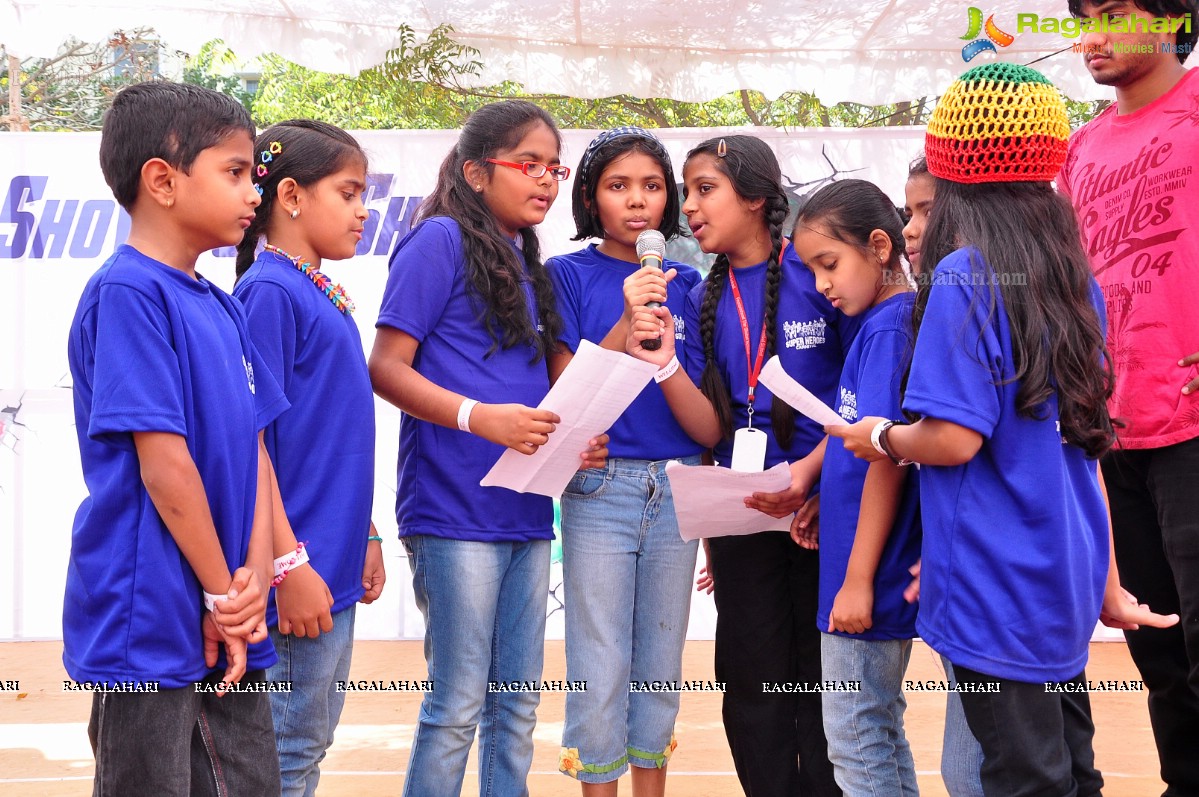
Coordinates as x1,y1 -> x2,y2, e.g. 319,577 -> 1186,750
731,427 -> 768,473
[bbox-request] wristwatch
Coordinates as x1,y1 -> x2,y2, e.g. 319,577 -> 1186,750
870,420 -> 914,467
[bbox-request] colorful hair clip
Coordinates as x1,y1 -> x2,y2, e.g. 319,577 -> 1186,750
717,138 -> 728,157
253,183 -> 264,196
260,151 -> 273,164
257,163 -> 269,178
269,141 -> 283,155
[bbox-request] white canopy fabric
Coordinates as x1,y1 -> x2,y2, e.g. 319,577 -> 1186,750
1,0 -> 1122,104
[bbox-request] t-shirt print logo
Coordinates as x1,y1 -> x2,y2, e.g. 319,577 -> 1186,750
1164,93 -> 1199,128
783,318 -> 827,350
838,386 -> 858,422
243,356 -> 256,395
674,315 -> 686,340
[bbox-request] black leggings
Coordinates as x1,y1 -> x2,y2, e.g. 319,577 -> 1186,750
710,532 -> 841,797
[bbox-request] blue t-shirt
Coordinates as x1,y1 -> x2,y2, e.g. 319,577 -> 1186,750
818,293 -> 921,640
681,244 -> 858,467
65,245 -> 289,689
903,248 -> 1109,683
234,249 -> 376,627
377,216 -> 554,542
547,243 -> 705,460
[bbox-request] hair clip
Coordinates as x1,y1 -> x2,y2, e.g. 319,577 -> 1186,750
253,183 -> 264,196
256,164 -> 269,178
260,141 -> 284,165
717,138 -> 728,158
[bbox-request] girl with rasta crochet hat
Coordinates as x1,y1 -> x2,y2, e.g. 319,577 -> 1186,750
830,63 -> 1178,795
546,127 -> 700,794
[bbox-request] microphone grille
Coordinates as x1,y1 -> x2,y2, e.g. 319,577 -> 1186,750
636,229 -> 667,259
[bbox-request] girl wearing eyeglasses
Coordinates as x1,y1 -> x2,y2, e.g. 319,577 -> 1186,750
369,100 -> 607,797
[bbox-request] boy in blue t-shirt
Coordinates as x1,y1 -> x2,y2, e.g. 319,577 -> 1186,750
65,82 -> 288,795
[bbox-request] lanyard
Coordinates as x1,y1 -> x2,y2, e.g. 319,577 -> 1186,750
727,267 -> 769,427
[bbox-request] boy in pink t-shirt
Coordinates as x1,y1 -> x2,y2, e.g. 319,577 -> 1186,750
1057,0 -> 1199,791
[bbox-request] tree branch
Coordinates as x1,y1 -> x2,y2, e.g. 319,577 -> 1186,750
739,89 -> 763,126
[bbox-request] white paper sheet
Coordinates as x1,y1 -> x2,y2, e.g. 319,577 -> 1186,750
759,356 -> 847,427
665,461 -> 795,541
480,339 -> 658,497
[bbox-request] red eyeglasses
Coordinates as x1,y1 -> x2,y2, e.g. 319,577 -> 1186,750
486,159 -> 571,181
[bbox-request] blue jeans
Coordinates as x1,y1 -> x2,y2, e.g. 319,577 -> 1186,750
87,670 -> 280,796
401,535 -> 550,797
268,605 -> 356,797
821,633 -> 917,797
941,658 -> 985,797
559,457 -> 700,782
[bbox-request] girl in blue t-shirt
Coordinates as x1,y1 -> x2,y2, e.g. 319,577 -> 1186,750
369,100 -> 606,797
776,179 -> 920,795
545,127 -> 702,793
233,119 -> 385,796
829,63 -> 1177,795
627,134 -> 847,797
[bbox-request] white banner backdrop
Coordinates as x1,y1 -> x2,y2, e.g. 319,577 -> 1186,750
4,124 -> 1004,644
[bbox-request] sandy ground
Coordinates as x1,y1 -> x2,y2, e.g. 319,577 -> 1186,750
0,640 -> 1162,796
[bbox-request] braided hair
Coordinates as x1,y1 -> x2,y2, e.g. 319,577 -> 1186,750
416,100 -> 563,362
235,120 -> 367,279
688,135 -> 796,446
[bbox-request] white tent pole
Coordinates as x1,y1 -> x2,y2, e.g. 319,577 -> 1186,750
4,54 -> 30,131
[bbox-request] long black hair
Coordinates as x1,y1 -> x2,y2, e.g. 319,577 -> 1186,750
917,179 -> 1117,458
235,119 -> 367,278
417,100 -> 563,361
687,135 -> 795,446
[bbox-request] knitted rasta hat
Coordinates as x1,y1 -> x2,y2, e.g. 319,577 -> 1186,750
925,62 -> 1070,184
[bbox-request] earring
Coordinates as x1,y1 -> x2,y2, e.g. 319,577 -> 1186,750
475,185 -> 482,192
291,209 -> 299,220
166,198 -> 173,208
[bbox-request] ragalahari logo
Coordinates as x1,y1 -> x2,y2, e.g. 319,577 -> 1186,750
961,7 -> 1015,61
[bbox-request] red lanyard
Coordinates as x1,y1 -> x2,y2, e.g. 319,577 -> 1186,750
727,267 -> 768,424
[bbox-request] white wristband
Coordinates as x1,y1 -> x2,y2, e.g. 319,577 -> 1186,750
457,398 -> 479,432
203,591 -> 227,612
654,356 -> 680,384
273,544 -> 310,578
870,419 -> 891,457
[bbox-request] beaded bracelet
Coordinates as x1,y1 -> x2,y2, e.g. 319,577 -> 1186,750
368,535 -> 384,543
271,542 -> 310,588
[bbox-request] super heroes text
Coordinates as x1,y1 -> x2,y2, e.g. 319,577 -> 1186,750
0,174 -> 420,260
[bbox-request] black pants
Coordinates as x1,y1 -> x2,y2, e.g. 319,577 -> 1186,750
1103,440 -> 1199,796
954,666 -> 1103,797
709,532 -> 840,797
88,670 -> 280,797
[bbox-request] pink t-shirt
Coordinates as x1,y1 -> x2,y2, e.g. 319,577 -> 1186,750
1059,68 -> 1199,450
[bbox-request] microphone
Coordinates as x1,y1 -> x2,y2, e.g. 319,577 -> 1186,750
636,229 -> 667,351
